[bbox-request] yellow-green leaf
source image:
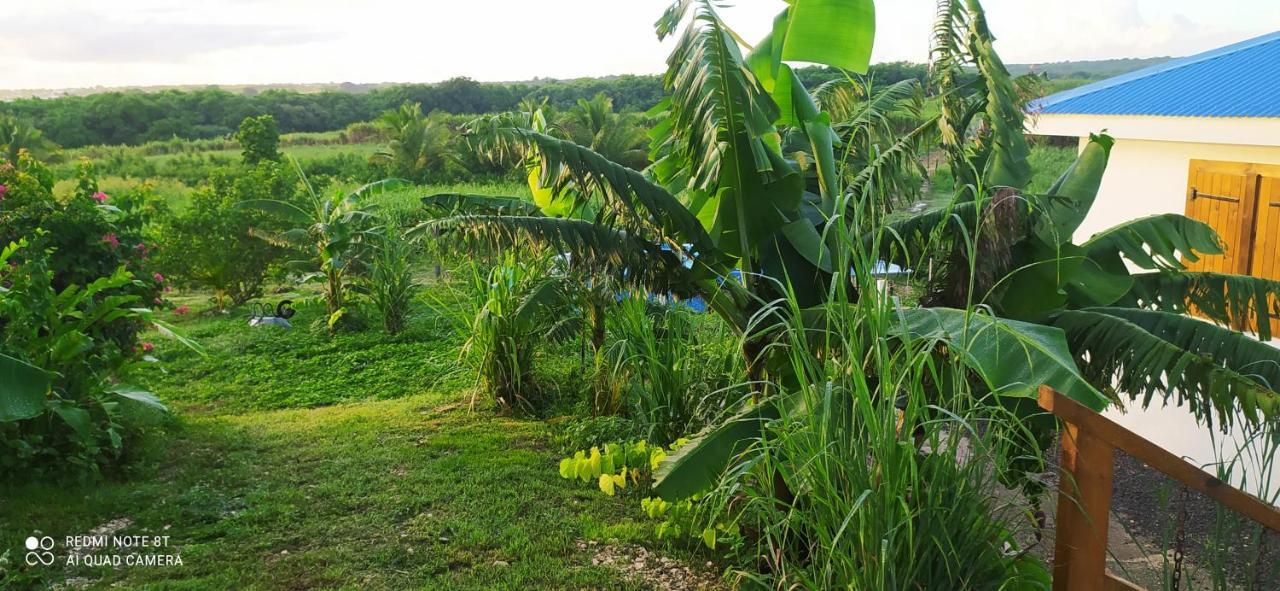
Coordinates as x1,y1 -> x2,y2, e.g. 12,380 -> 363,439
781,0 -> 876,74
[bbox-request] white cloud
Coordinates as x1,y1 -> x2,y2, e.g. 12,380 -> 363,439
0,0 -> 1274,90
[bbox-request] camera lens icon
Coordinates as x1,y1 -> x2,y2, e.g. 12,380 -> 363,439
24,536 -> 55,566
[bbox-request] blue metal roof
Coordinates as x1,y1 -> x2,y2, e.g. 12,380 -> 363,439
1031,31 -> 1280,118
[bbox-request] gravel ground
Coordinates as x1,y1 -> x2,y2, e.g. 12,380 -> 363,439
1040,446 -> 1279,589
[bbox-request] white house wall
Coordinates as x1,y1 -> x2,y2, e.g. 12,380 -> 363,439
1075,137 -> 1280,241
1031,114 -> 1280,148
1029,114 -> 1280,241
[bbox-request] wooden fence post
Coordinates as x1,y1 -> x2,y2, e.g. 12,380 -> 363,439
1052,421 -> 1116,591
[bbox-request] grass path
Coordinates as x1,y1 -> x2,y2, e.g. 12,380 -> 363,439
4,395 -> 648,590
1,298 -> 657,590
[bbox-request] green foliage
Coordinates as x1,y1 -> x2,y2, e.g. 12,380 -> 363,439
366,233 -> 418,335
554,93 -> 649,170
932,0 -> 1032,191
234,114 -> 283,165
599,297 -> 743,445
0,115 -> 59,164
155,162 -> 297,308
558,438 -> 738,549
0,76 -> 666,150
0,242 -> 172,477
374,102 -> 456,182
552,415 -> 640,452
443,255 -> 580,411
0,154 -> 164,344
241,174 -> 402,326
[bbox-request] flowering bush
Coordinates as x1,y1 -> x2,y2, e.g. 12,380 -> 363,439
0,154 -> 182,476
0,157 -> 166,338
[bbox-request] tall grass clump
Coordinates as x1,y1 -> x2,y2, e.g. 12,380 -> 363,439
686,186 -> 1052,588
598,296 -> 743,445
444,253 -> 578,411
367,234 -> 417,335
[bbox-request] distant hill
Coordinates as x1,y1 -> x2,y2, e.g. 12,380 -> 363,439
1005,57 -> 1172,80
1,57 -> 1174,102
0,82 -> 395,101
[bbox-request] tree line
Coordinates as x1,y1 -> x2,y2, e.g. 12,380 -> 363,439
0,63 -> 928,149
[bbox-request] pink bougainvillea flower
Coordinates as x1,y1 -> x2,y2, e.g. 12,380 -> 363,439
140,341 -> 154,352
102,233 -> 120,248
0,184 -> 8,200
153,272 -> 165,283
174,305 -> 190,316
92,191 -> 109,203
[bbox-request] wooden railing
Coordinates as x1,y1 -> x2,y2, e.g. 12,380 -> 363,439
1038,385 -> 1280,591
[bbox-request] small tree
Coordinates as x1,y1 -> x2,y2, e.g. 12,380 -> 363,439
234,114 -> 282,165
157,163 -> 295,309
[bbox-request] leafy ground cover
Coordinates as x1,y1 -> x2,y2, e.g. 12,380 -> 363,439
0,296 -> 684,590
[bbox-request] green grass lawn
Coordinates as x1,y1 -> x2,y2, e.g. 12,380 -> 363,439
0,292 -> 668,590
136,143 -> 383,167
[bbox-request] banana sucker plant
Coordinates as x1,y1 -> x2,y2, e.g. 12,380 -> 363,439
240,169 -> 407,328
882,133 -> 1280,432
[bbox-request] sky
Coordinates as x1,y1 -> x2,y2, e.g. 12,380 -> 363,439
1,0 -> 1277,90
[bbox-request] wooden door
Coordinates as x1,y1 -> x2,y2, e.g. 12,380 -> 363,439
1250,173 -> 1280,337
1184,160 -> 1260,276
1184,160 -> 1280,337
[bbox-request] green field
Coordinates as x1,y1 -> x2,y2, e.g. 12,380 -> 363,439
0,286 -> 693,590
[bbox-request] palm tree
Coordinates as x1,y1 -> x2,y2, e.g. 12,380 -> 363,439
374,102 -> 453,182
0,115 -> 59,164
554,93 -> 649,170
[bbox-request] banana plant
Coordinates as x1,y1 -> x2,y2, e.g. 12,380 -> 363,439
420,0 -> 901,352
416,0 -> 1121,500
241,171 -> 407,325
884,134 -> 1280,432
930,0 -> 1032,193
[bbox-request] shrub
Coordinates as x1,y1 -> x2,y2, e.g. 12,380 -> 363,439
0,156 -> 191,477
298,152 -> 383,184
234,114 -> 283,165
0,244 -> 174,476
0,156 -> 164,348
155,162 -> 297,309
